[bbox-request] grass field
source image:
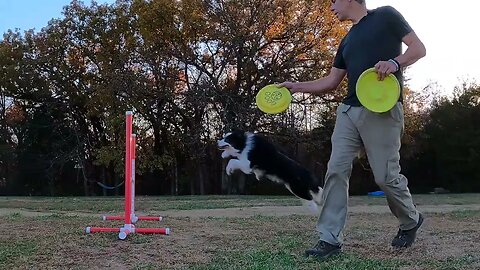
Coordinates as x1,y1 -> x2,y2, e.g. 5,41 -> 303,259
0,194 -> 479,269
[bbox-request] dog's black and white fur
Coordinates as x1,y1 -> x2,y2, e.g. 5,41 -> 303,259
217,130 -> 323,213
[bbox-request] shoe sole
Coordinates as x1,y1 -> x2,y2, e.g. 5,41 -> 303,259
417,214 -> 424,229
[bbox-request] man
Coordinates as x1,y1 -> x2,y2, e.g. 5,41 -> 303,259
279,0 -> 426,259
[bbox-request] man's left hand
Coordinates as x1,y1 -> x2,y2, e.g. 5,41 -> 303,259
374,61 -> 398,81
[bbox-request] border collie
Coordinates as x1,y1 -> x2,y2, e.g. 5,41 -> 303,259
217,130 -> 323,213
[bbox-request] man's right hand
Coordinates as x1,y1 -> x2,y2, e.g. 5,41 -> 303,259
277,81 -> 302,93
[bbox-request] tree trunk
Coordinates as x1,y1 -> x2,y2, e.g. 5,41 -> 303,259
238,173 -> 246,195
190,163 -> 196,195
221,159 -> 230,194
198,162 -> 205,195
111,164 -> 119,196
170,166 -> 175,195
171,157 -> 179,195
82,165 -> 89,196
102,167 -> 107,196
47,175 -> 55,196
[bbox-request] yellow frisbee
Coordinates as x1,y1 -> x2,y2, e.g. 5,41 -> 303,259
356,68 -> 401,113
255,84 -> 292,114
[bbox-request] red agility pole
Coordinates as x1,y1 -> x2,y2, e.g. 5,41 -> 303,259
100,133 -> 162,222
85,111 -> 170,239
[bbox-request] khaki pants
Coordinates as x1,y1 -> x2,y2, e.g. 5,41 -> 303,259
317,102 -> 419,246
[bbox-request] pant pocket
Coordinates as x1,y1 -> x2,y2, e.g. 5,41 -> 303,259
388,103 -> 403,123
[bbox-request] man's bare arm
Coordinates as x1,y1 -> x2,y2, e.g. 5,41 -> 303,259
278,67 -> 347,95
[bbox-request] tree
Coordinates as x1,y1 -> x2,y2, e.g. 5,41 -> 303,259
409,82 -> 480,192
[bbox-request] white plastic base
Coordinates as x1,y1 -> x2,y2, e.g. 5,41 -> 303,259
119,224 -> 135,240
118,231 -> 127,240
85,227 -> 91,234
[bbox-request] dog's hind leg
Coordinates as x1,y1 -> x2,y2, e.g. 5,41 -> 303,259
284,184 -> 319,214
302,199 -> 319,214
310,187 -> 324,206
253,169 -> 265,181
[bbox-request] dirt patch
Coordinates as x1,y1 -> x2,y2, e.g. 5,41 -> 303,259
2,203 -> 480,218
1,201 -> 480,269
1,212 -> 479,269
157,204 -> 480,218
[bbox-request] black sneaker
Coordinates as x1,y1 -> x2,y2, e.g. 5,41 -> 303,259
391,213 -> 424,248
305,240 -> 341,259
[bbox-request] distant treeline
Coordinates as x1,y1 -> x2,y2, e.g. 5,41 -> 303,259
1,0 -> 479,196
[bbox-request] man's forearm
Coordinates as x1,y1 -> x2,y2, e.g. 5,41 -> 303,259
295,78 -> 336,95
280,67 -> 346,94
395,40 -> 426,68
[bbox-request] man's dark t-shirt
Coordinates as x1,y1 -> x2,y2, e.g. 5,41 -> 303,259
333,6 -> 412,106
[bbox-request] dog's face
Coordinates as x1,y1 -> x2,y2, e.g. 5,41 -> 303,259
217,130 -> 247,158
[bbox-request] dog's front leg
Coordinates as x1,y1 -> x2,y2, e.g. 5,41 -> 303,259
237,159 -> 252,174
226,159 -> 241,175
226,159 -> 252,175
221,150 -> 231,159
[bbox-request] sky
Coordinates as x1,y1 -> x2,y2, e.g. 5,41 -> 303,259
0,0 -> 479,95
0,0 -> 114,32
367,0 -> 480,95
